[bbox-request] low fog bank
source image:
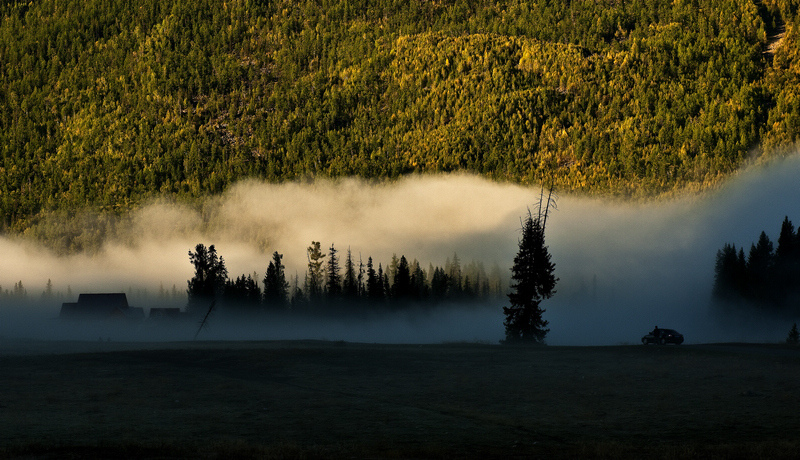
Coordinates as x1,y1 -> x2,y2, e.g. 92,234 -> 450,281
0,302 -> 506,345
2,156 -> 800,345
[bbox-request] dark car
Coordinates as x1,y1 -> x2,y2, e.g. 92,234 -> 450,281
641,328 -> 684,345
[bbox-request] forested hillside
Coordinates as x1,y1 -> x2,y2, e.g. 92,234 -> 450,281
3,0 -> 800,243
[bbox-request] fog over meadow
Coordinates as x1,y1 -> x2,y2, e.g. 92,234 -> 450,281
1,155 -> 800,345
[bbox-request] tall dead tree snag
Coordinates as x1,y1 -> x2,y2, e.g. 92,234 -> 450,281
503,185 -> 558,344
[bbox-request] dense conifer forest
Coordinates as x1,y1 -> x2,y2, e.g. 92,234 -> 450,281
713,216 -> 800,315
186,243 -> 505,316
4,0 -> 800,248
0,241 -> 505,317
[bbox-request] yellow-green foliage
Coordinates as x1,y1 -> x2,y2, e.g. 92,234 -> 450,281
2,0 -> 800,235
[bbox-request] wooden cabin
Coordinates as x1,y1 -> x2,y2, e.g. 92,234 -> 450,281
59,293 -> 143,321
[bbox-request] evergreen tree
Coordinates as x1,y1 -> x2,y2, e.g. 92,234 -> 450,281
263,251 -> 289,310
326,243 -> 342,301
13,281 -> 27,299
447,253 -> 463,299
388,254 -> 399,286
224,274 -> 261,313
776,217 -> 796,261
747,231 -> 774,303
713,216 -> 800,312
187,243 -> 228,314
342,247 -> 359,301
713,243 -> 740,300
392,255 -> 413,301
788,323 -> 800,345
431,266 -> 449,301
410,259 -> 428,300
382,268 -> 391,302
357,255 -> 366,299
305,241 -> 325,303
290,272 -> 306,310
366,257 -> 383,302
503,210 -> 557,344
463,275 -> 474,298
42,279 -> 53,301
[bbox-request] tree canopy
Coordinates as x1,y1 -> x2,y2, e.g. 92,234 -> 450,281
713,215 -> 800,314
4,0 -> 800,245
503,205 -> 557,344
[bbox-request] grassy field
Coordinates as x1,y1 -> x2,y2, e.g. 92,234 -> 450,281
1,340 -> 799,459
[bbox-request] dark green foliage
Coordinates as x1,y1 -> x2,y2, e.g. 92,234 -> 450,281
447,254 -> 463,300
713,243 -> 747,301
342,248 -> 359,301
306,241 -> 326,303
503,210 -> 557,344
21,238 -> 505,313
188,241 -> 504,317
430,267 -> 449,301
224,274 -> 262,313
410,260 -> 429,301
391,255 -> 412,301
4,0 -> 800,244
187,243 -> 228,314
788,323 -> 800,345
263,251 -> 289,310
365,257 -> 384,302
748,232 -> 776,301
326,244 -> 342,301
713,216 -> 800,313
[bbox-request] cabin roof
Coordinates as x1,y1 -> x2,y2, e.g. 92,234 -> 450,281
60,293 -> 133,319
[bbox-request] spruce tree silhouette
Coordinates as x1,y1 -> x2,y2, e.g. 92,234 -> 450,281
366,257 -> 384,302
392,255 -> 413,301
788,323 -> 800,345
187,244 -> 228,315
503,188 -> 557,344
326,243 -> 342,301
306,241 -> 326,304
263,251 -> 289,309
342,247 -> 359,301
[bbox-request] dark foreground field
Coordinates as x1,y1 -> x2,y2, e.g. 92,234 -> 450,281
1,340 -> 799,459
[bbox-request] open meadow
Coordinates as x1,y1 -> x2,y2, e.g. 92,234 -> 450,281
1,340 -> 800,459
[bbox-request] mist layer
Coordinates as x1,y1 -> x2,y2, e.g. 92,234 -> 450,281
2,156 -> 800,345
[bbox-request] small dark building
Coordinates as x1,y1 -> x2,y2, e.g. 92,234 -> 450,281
59,293 -> 143,321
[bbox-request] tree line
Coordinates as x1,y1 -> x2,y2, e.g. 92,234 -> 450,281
0,277 -> 184,305
713,216 -> 800,314
186,242 -> 505,316
5,0 -> 800,252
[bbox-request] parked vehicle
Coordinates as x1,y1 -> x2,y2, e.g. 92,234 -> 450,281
642,327 -> 684,345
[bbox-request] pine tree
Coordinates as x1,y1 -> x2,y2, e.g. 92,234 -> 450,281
187,243 -> 228,314
787,323 -> 799,345
713,243 -> 740,300
410,259 -> 428,300
431,266 -> 448,301
746,231 -> 774,303
326,243 -> 342,301
447,252 -> 463,299
263,251 -> 289,309
305,241 -> 325,303
503,208 -> 557,344
342,247 -> 359,301
224,274 -> 261,313
366,257 -> 382,301
776,217 -> 796,260
392,255 -> 412,301
357,255 -> 366,299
